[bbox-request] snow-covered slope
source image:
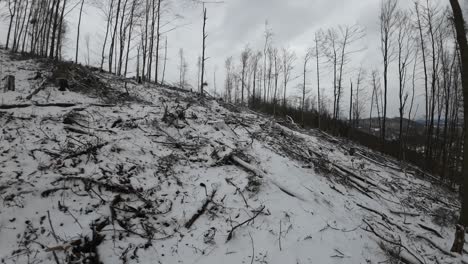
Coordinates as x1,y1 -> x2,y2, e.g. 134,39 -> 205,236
0,50 -> 465,264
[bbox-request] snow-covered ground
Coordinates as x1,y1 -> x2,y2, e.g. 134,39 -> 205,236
0,50 -> 466,264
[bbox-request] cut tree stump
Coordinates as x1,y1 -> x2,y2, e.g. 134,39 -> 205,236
57,78 -> 69,91
450,224 -> 465,254
3,75 -> 15,92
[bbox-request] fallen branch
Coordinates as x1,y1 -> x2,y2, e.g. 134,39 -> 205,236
184,189 -> 217,229
26,79 -> 48,100
52,176 -> 134,194
334,163 -> 378,188
226,205 -> 265,242
47,210 -> 61,264
389,210 -> 420,217
226,178 -> 249,208
418,223 -> 443,238
248,232 -> 255,264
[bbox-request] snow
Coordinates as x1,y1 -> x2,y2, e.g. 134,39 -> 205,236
0,49 -> 466,264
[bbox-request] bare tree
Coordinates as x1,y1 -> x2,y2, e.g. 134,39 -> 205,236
5,0 -> 18,50
178,48 -> 188,89
124,0 -> 137,77
224,56 -> 234,102
352,66 -> 366,127
314,32 -> 322,128
100,0 -> 115,70
200,7 -> 207,96
281,46 -> 296,108
162,36 -> 168,84
396,9 -> 413,157
75,0 -> 85,63
251,52 -> 261,106
263,21 -> 273,104
272,48 -> 281,115
301,49 -> 313,127
240,45 -> 251,104
84,33 -> 91,66
379,0 -> 398,143
320,25 -> 364,121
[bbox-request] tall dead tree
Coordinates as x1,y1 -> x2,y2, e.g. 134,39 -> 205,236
263,21 -> 273,104
75,0 -> 85,63
301,49 -> 313,127
282,46 -> 296,108
154,0 -> 162,83
49,0 -> 61,59
5,0 -> 18,50
315,32 -> 322,128
109,0 -> 122,73
124,0 -> 137,77
200,7 -> 207,96
100,0 -> 115,70
162,36 -> 168,84
55,0 -> 67,59
396,9 -> 413,158
272,48 -> 280,115
240,45 -> 251,104
379,0 -> 398,144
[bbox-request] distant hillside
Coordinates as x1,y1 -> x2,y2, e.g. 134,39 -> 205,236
356,117 -> 425,140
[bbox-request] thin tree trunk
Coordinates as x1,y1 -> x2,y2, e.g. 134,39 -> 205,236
109,0 -> 122,73
6,0 -> 18,50
155,0 -> 162,83
49,0 -> 60,59
75,0 -> 85,63
124,0 -> 136,77
100,0 -> 115,70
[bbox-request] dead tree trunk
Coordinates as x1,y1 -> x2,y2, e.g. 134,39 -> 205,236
75,0 -> 85,63
200,7 -> 207,96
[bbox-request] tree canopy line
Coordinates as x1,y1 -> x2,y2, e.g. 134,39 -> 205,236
2,0 -> 468,254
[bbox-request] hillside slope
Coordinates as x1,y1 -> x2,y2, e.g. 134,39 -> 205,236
0,51 -> 465,264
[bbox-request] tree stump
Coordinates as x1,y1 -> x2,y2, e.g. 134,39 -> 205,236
57,78 -> 69,91
3,75 -> 15,92
450,224 -> 465,254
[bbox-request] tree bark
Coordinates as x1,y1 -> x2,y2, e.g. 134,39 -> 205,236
449,0 -> 468,254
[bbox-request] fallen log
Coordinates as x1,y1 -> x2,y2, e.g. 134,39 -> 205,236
389,210 -> 420,217
231,156 -> 265,178
0,104 -> 31,109
26,79 -> 48,100
334,163 -> 378,188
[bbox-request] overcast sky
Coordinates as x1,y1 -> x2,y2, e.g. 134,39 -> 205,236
0,0 -> 452,118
